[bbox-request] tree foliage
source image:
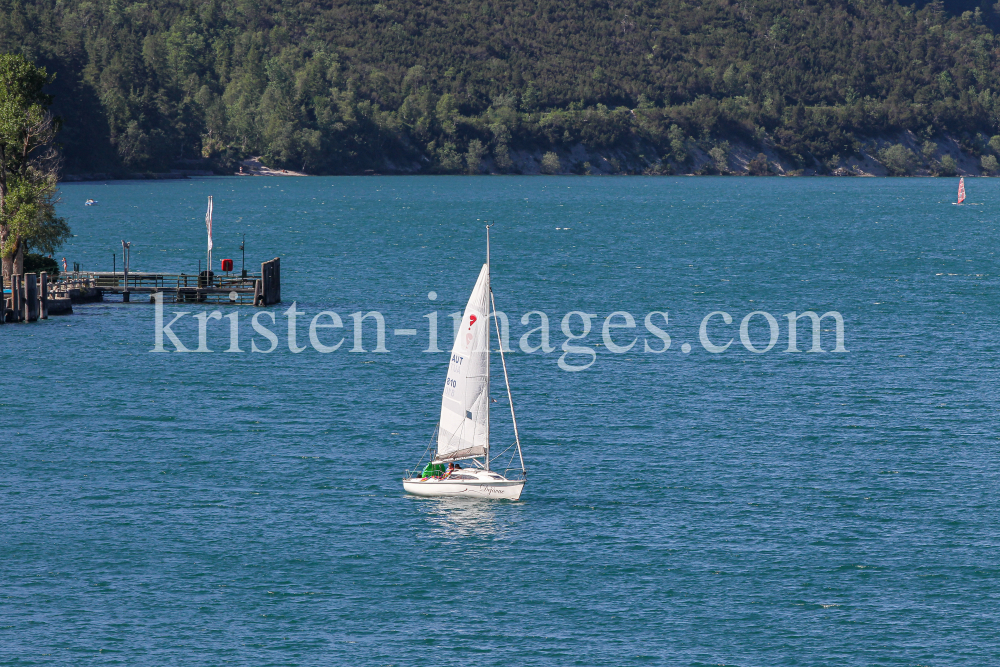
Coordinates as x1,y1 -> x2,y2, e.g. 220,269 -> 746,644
540,151 -> 561,174
5,0 -> 1000,173
878,144 -> 917,175
939,154 -> 959,175
748,153 -> 773,176
0,53 -> 70,281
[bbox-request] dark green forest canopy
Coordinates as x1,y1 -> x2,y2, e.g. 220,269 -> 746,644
3,0 -> 1000,173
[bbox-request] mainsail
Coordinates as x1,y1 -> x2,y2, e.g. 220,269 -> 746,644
958,177 -> 966,205
437,263 -> 490,462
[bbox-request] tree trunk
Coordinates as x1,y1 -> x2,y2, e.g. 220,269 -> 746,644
2,241 -> 24,285
1,258 -> 9,285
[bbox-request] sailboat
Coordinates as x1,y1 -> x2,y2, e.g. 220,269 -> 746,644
402,226 -> 527,500
955,177 -> 966,205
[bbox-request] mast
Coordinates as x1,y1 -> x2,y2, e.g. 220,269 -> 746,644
485,224 -> 491,471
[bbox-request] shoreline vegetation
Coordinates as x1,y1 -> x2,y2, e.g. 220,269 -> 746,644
53,134 -> 1000,178
6,1 -> 1000,177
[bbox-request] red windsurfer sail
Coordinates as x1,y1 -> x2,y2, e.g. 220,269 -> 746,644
957,177 -> 966,205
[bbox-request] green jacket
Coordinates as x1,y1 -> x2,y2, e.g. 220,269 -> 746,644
421,462 -> 446,478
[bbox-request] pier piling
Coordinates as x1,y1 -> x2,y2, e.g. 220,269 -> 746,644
260,258 -> 280,306
12,274 -> 22,322
25,274 -> 39,322
40,272 -> 48,319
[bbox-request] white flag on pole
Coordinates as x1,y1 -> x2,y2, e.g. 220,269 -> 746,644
206,196 -> 214,252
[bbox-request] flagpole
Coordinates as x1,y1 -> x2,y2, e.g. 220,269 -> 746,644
206,196 -> 213,286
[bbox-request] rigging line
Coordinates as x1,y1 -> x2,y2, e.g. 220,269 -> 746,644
490,286 -> 526,473
419,424 -> 438,467
488,440 -> 517,465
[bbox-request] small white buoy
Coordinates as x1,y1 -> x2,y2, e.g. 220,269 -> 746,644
228,291 -> 238,302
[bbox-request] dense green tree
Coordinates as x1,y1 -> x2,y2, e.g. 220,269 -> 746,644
541,151 -> 561,174
465,139 -> 487,174
878,144 -> 918,175
709,142 -> 731,174
0,53 -> 70,282
748,153 -> 773,176
939,154 -> 959,175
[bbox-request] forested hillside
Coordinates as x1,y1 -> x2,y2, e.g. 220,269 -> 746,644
4,0 -> 1000,175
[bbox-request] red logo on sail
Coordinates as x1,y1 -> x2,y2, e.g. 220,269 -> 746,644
468,315 -> 477,329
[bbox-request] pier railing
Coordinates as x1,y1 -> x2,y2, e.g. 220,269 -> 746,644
88,271 -> 261,291
4,257 -> 281,312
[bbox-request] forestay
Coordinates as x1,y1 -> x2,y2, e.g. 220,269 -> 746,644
437,263 -> 490,462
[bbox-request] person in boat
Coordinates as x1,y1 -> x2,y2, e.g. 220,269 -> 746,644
442,462 -> 464,478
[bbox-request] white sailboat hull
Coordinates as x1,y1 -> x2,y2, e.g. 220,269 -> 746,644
403,471 -> 525,500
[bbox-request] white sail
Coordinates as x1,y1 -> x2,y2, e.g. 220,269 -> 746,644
437,263 -> 490,462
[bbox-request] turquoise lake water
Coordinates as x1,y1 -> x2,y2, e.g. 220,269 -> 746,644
2,175 -> 999,665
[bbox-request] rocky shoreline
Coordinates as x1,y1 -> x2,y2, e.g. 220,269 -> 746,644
59,132 -> 995,180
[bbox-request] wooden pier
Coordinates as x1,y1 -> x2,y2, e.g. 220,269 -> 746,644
1,272 -> 55,323
2,258 -> 281,323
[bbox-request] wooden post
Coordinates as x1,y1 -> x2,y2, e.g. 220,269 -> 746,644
253,278 -> 262,306
273,257 -> 280,303
25,273 -> 38,322
260,260 -> 271,305
259,261 -> 266,305
12,274 -> 21,322
268,261 -> 275,305
39,272 -> 48,319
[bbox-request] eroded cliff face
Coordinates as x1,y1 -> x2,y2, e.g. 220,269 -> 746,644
410,131 -> 994,178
